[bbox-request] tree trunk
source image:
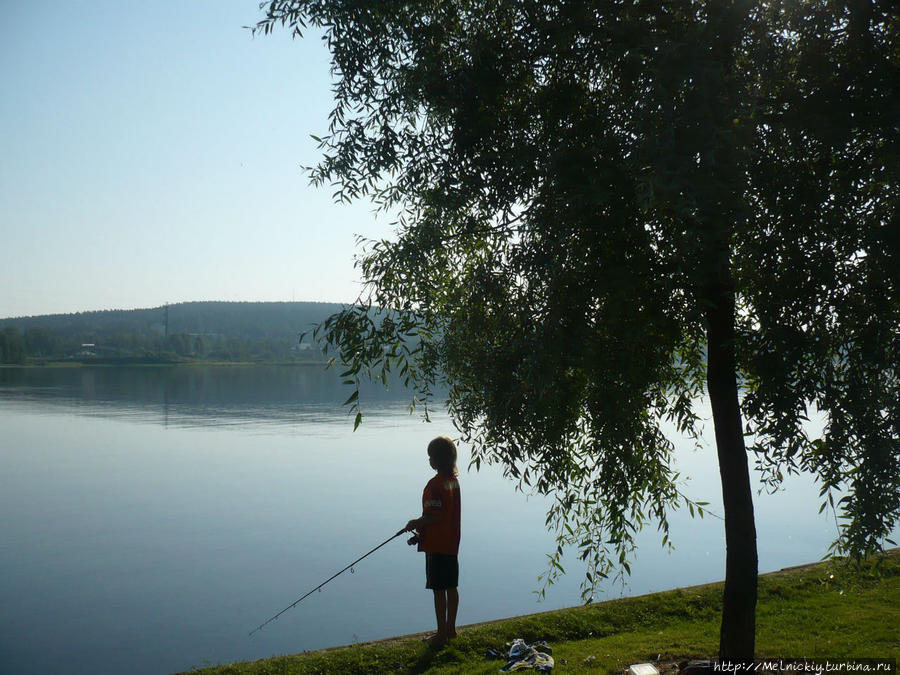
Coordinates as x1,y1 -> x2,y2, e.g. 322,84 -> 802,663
705,269 -> 758,661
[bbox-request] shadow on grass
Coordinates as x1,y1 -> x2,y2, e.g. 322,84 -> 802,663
409,641 -> 471,674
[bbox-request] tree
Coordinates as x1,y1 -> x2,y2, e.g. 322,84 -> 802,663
24,326 -> 58,358
256,0 -> 898,659
1,326 -> 26,364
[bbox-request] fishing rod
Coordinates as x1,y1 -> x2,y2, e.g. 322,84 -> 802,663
249,528 -> 409,637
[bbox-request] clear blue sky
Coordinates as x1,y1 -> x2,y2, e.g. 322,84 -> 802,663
0,1 -> 395,318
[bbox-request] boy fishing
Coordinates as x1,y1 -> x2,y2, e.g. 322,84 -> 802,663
403,436 -> 461,647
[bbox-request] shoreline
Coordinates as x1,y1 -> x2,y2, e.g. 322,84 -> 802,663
310,548 -> 900,653
182,548 -> 900,674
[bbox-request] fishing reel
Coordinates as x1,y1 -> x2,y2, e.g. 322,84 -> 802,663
407,533 -> 419,546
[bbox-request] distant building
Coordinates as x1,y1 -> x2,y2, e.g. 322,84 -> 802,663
79,343 -> 96,356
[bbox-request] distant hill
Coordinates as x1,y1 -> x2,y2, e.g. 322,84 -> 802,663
0,301 -> 346,363
1,301 -> 344,338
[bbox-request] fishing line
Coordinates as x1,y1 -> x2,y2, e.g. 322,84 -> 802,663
249,528 -> 408,637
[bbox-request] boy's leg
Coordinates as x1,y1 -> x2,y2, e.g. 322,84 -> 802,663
446,587 -> 458,638
432,590 -> 448,642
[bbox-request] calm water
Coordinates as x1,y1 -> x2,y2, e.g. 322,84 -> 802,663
0,366 -> 852,674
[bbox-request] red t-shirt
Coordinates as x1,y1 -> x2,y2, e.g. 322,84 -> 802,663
418,473 -> 461,555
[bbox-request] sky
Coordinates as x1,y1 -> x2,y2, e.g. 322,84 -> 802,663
0,1 -> 397,319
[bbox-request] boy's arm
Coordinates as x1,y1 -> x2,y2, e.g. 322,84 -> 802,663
404,512 -> 440,532
404,480 -> 446,532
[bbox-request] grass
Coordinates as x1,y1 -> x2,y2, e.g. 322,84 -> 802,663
182,551 -> 900,674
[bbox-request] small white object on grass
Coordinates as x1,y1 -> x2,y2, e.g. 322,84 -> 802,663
627,663 -> 661,675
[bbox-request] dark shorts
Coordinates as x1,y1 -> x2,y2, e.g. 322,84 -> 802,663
425,553 -> 458,590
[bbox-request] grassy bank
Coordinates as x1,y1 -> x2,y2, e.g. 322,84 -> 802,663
183,551 -> 899,674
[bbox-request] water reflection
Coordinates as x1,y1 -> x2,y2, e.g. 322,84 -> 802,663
0,365 -> 430,430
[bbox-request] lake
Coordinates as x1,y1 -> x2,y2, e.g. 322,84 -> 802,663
0,365 -> 857,674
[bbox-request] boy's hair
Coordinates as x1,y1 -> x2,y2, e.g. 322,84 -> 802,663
428,436 -> 458,476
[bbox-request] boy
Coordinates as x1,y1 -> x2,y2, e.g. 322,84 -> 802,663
404,436 -> 461,647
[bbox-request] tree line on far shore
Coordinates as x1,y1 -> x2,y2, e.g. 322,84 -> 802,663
0,301 -> 342,364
